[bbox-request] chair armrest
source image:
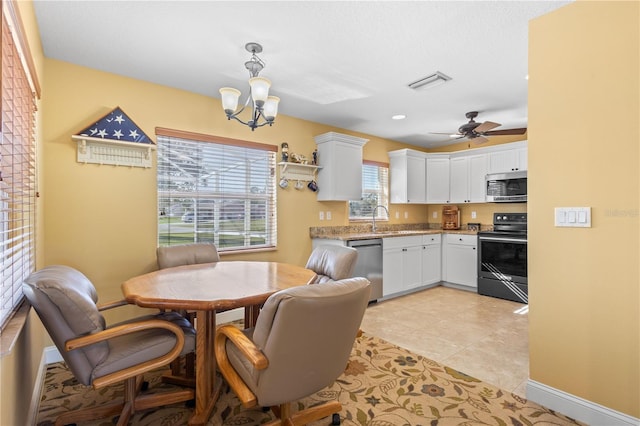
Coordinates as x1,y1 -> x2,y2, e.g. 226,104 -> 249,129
216,325 -> 268,369
215,324 -> 268,408
96,299 -> 129,311
65,319 -> 186,389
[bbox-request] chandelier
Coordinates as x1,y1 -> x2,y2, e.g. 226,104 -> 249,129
219,42 -> 280,131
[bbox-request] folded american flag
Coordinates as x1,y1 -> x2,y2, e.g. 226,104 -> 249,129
77,107 -> 152,144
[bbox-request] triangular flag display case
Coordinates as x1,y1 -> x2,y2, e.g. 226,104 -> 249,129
71,107 -> 156,168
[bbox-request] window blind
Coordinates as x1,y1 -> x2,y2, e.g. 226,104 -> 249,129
349,161 -> 389,220
1,10 -> 37,328
156,129 -> 277,251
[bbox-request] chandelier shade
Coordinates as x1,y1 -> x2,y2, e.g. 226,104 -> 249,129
219,42 -> 280,131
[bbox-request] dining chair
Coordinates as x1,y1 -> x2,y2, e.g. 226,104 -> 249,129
23,265 -> 196,426
156,242 -> 220,269
215,276 -> 371,425
305,244 -> 358,283
156,242 -> 221,378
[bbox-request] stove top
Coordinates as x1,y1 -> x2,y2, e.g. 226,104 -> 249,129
479,213 -> 527,236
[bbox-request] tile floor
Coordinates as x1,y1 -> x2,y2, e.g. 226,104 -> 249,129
360,285 -> 529,396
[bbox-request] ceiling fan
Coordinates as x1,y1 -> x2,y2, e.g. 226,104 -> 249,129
433,111 -> 527,144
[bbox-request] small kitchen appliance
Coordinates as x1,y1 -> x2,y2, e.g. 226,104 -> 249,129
442,206 -> 461,230
477,213 -> 528,303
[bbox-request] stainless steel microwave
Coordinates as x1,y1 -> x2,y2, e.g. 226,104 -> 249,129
485,171 -> 527,203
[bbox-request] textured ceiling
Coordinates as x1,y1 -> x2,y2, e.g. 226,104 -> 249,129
33,1 -> 571,148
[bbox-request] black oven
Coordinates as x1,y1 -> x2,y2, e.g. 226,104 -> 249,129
477,213 -> 528,303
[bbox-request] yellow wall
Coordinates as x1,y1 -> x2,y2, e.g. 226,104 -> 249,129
40,59 -> 430,295
529,1 -> 639,417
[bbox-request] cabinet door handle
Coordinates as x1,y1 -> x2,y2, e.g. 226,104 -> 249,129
402,248 -> 407,252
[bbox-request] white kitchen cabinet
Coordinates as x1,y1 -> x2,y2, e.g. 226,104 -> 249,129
449,154 -> 488,203
488,146 -> 527,173
425,156 -> 450,203
421,233 -> 442,285
314,132 -> 368,201
443,233 -> 477,288
389,149 -> 426,203
383,236 -> 423,296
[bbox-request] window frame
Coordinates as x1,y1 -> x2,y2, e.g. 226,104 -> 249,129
0,0 -> 40,334
155,128 -> 277,253
349,160 -> 389,221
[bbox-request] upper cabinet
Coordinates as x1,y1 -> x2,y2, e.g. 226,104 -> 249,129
389,141 -> 526,204
389,149 -> 426,203
425,155 -> 450,204
488,146 -> 527,173
449,154 -> 488,203
314,132 -> 368,201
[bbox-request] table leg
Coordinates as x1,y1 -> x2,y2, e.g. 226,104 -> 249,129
189,310 -> 221,426
244,304 -> 261,328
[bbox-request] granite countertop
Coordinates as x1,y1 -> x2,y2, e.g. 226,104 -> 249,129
309,225 -> 481,241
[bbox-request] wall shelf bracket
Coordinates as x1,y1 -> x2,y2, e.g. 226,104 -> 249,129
72,135 -> 156,168
278,162 -> 320,182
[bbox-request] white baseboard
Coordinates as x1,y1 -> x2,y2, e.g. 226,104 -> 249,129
27,351 -> 48,426
44,345 -> 63,364
527,379 -> 639,426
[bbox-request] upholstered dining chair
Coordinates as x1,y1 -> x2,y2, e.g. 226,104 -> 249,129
305,244 -> 358,283
23,265 -> 196,426
156,242 -> 221,378
156,242 -> 220,269
215,277 -> 371,425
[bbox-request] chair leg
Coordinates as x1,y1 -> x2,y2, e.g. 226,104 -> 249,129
263,401 -> 341,426
53,375 -> 195,426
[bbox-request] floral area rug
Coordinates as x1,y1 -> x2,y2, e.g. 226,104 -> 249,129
37,333 -> 583,425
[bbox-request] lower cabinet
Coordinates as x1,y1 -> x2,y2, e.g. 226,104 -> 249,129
422,234 -> 442,285
383,234 -> 442,297
442,234 -> 478,288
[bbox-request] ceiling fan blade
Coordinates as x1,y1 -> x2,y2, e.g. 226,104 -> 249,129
474,121 -> 501,133
485,127 -> 527,136
473,135 -> 489,144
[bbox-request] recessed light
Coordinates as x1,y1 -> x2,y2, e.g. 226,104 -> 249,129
392,114 -> 406,120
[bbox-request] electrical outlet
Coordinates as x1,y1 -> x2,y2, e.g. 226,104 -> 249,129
471,211 -> 477,219
319,211 -> 324,221
395,211 -> 399,219
404,211 -> 408,219
326,211 -> 332,220
432,211 -> 438,219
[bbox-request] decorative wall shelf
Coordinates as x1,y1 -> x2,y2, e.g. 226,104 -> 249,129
278,162 -> 320,182
72,135 -> 156,168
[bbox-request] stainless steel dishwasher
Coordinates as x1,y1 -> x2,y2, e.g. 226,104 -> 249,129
347,239 -> 383,302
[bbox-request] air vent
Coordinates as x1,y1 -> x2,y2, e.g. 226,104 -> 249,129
408,71 -> 452,90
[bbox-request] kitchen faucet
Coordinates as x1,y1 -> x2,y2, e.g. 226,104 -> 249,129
372,205 -> 389,233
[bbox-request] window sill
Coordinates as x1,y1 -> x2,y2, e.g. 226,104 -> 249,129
219,246 -> 277,256
0,301 -> 30,357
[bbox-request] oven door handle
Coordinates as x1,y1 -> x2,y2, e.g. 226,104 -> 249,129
479,236 -> 527,243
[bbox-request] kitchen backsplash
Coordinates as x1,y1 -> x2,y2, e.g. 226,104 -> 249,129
309,222 -> 493,238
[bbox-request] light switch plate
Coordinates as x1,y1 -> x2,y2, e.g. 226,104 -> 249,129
326,211 -> 332,220
319,211 -> 324,221
555,207 -> 591,227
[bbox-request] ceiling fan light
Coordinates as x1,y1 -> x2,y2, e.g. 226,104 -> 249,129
249,77 -> 271,106
219,87 -> 241,114
263,96 -> 280,120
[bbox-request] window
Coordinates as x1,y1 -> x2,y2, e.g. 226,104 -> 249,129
1,2 -> 39,329
349,161 -> 389,220
156,128 -> 277,252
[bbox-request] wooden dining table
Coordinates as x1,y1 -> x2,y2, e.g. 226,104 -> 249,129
121,260 -> 317,426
